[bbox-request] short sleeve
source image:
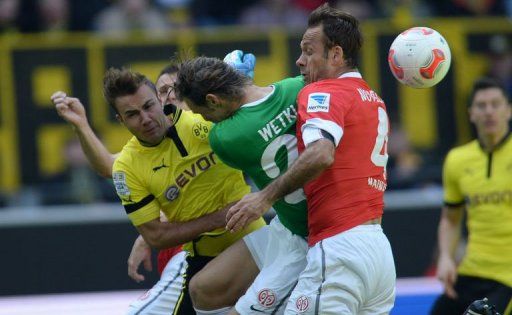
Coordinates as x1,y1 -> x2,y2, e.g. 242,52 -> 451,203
112,158 -> 160,226
297,84 -> 346,146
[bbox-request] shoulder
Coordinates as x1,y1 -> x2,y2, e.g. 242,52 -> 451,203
444,140 -> 479,168
209,121 -> 229,148
176,110 -> 210,126
447,140 -> 479,159
298,79 -> 350,97
273,76 -> 305,92
113,137 -> 142,171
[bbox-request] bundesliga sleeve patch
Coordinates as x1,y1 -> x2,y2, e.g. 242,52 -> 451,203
306,92 -> 330,113
113,171 -> 131,197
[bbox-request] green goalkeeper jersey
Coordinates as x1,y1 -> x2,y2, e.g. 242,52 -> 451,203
209,76 -> 308,237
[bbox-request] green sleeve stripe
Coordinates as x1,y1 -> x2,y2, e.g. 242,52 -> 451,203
124,194 -> 155,214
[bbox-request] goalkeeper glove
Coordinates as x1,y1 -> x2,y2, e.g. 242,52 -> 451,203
223,50 -> 256,79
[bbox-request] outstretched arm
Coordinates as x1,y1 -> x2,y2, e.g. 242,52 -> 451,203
226,139 -> 334,232
52,91 -> 117,178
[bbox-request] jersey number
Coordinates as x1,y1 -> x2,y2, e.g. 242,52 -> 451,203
370,107 -> 389,175
260,134 -> 306,204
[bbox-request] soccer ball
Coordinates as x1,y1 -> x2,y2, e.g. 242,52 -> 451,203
388,27 -> 451,88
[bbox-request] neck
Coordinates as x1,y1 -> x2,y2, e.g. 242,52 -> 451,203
336,67 -> 358,78
241,84 -> 273,105
138,137 -> 164,147
479,128 -> 509,151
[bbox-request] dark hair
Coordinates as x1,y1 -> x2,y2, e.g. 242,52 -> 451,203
103,67 -> 156,113
469,77 -> 510,106
308,3 -> 362,68
159,64 -> 179,78
174,56 -> 250,107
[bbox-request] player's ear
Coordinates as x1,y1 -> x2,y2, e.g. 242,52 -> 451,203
116,113 -> 124,124
332,46 -> 344,66
205,94 -> 221,108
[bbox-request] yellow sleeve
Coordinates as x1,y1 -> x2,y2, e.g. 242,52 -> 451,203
112,158 -> 160,226
442,150 -> 464,206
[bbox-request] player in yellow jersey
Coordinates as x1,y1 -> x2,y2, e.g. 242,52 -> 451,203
431,77 -> 512,315
55,67 -> 264,315
52,65 -> 193,315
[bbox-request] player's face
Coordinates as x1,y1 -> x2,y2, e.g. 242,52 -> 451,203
469,87 -> 511,138
156,73 -> 189,110
297,25 -> 338,84
115,84 -> 170,146
184,96 -> 236,123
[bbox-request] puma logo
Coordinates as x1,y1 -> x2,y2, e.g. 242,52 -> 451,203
152,159 -> 169,172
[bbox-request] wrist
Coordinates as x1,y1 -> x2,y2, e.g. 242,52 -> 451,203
136,235 -> 149,247
72,120 -> 91,133
260,188 -> 277,208
438,252 -> 453,261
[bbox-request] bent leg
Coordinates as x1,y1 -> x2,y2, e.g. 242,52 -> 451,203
190,238 -> 259,310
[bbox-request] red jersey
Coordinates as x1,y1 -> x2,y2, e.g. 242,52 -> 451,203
296,73 -> 388,245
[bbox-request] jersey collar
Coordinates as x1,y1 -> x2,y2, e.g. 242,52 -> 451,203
477,130 -> 512,152
338,71 -> 362,79
241,86 -> 275,108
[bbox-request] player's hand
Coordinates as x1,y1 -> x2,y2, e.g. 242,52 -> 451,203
226,192 -> 271,232
436,254 -> 458,299
51,91 -> 88,128
223,50 -> 256,79
127,235 -> 153,283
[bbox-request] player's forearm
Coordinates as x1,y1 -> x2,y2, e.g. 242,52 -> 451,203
73,123 -> 117,178
139,206 -> 230,249
262,139 -> 334,203
437,206 -> 463,259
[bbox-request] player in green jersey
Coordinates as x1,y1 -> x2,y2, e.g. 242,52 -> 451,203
174,54 -> 308,315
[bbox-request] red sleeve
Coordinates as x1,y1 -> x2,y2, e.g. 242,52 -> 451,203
299,82 -> 352,127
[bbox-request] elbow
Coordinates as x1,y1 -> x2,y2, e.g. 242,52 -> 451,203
144,235 -> 166,250
142,231 -> 179,250
318,153 -> 334,170
142,231 -> 165,249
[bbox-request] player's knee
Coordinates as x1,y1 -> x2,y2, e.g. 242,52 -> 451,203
189,273 -> 210,306
190,272 -> 234,309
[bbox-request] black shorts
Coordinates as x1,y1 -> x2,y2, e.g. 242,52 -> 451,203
175,255 -> 215,315
430,275 -> 512,315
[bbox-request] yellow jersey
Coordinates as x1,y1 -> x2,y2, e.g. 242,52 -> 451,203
443,135 -> 512,286
112,109 -> 264,257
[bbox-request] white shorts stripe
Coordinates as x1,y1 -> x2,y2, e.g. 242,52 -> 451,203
127,251 -> 188,315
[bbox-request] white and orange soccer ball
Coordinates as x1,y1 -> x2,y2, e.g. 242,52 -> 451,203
388,27 -> 451,88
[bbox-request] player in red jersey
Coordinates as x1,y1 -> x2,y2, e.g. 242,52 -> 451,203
227,4 -> 395,314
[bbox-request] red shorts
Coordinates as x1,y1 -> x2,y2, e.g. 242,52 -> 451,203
157,246 -> 183,274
